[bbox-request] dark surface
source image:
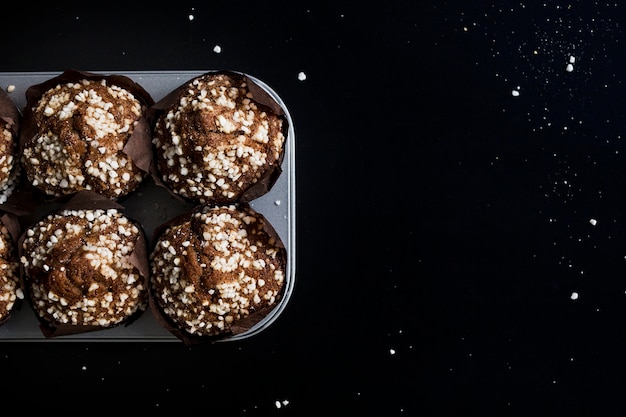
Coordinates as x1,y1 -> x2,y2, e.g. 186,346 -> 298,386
1,1 -> 626,415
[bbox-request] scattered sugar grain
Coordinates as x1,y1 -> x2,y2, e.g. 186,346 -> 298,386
213,45 -> 222,53
570,292 -> 579,300
566,63 -> 574,72
6,85 -> 15,93
297,71 -> 307,81
589,218 -> 597,226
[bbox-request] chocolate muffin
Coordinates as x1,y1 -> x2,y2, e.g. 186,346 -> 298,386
151,71 -> 287,204
20,207 -> 148,335
0,88 -> 20,204
149,204 -> 286,340
0,223 -> 21,325
21,75 -> 151,199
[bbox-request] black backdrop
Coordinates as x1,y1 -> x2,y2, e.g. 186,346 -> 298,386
2,1 -> 626,416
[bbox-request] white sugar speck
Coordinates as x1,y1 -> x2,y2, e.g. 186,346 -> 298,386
188,14 -> 195,21
569,55 -> 576,64
6,85 -> 15,93
511,89 -> 520,97
274,199 -> 281,206
570,292 -> 579,300
389,348 -> 396,355
282,400 -> 290,406
298,71 -> 307,81
589,218 -> 598,226
213,45 -> 222,53
81,365 -> 87,371
275,400 -> 282,409
566,63 -> 574,72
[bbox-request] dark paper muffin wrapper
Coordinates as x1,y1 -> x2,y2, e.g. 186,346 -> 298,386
0,86 -> 27,213
146,70 -> 287,205
18,69 -> 155,204
0,209 -> 24,327
0,82 -> 25,325
0,83 -> 26,324
16,190 -> 150,337
148,202 -> 287,346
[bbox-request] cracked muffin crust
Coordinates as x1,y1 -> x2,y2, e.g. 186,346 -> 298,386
21,78 -> 148,199
150,204 -> 286,339
0,88 -> 20,204
152,71 -> 286,204
20,208 -> 148,332
0,121 -> 19,203
0,224 -> 21,324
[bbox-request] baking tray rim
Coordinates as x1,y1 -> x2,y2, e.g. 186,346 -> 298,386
0,69 -> 296,342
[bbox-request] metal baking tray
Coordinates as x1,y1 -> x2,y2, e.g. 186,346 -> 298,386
0,70 -> 296,342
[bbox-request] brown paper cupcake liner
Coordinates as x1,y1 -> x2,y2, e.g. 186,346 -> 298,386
0,208 -> 24,327
0,87 -> 24,208
0,87 -> 25,324
18,69 -> 155,205
17,190 -> 150,338
148,202 -> 287,346
146,70 -> 287,205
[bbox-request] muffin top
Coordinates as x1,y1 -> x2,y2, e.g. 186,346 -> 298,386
152,72 -> 286,204
20,208 -> 148,330
21,78 -> 147,199
150,204 -> 286,339
0,224 -> 21,324
0,88 -> 20,204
